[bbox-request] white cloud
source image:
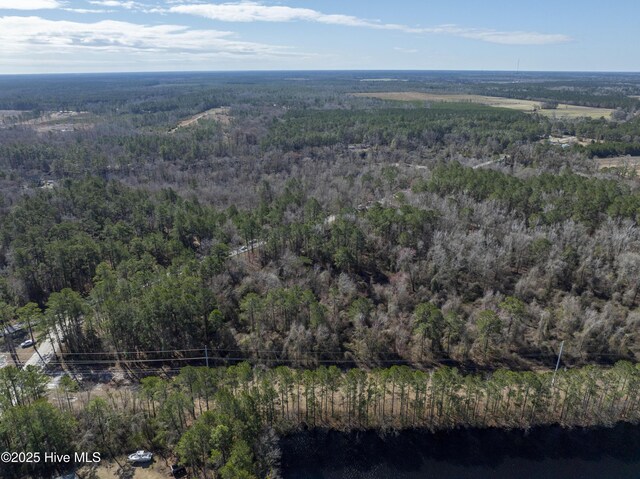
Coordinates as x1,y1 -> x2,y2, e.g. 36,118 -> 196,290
88,0 -> 138,9
0,15 -> 287,56
0,0 -> 62,9
63,8 -> 114,13
170,2 -> 571,45
424,25 -> 570,45
169,2 -> 373,25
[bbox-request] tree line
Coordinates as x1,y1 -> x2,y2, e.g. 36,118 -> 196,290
263,104 -> 548,153
3,361 -> 640,478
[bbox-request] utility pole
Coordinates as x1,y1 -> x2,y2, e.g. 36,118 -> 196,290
551,340 -> 565,387
205,345 -> 209,368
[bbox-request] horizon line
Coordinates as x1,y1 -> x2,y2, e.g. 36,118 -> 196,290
2,68 -> 640,77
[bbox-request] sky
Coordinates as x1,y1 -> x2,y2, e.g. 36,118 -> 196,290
0,0 -> 638,74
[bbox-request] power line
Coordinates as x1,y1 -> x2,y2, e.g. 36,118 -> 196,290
55,348 -> 205,356
49,346 -> 632,360
44,357 -> 209,365
39,356 -> 629,370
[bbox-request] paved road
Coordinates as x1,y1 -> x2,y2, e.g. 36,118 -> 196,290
23,337 -> 56,369
21,337 -> 71,391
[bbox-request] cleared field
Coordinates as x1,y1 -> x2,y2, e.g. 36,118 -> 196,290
0,109 -> 31,126
541,135 -> 601,147
354,92 -> 615,119
597,156 -> 640,174
0,110 -> 93,132
0,109 -> 24,119
170,106 -> 231,133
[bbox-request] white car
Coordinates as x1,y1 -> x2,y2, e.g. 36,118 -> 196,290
20,339 -> 35,348
128,450 -> 153,464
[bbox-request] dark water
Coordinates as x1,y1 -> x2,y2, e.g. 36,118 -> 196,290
281,424 -> 640,479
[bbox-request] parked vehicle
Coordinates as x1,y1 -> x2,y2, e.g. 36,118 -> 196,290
20,339 -> 35,348
127,450 -> 153,464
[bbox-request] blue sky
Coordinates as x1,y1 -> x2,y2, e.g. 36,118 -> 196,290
0,0 -> 637,73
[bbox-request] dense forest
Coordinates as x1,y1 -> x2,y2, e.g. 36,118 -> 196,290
3,71 -> 640,477
263,103 -> 548,151
3,170 -> 640,368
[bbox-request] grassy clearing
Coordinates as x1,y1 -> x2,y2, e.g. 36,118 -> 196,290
354,92 -> 615,119
170,106 -> 231,133
0,110 -> 93,132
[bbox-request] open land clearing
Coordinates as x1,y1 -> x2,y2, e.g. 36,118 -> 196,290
541,135 -> 602,147
354,92 -> 615,119
0,110 -> 92,133
170,106 -> 231,133
0,110 -> 25,123
597,156 -> 640,174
